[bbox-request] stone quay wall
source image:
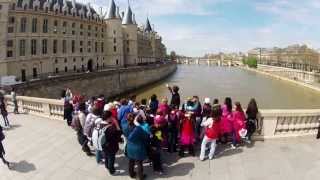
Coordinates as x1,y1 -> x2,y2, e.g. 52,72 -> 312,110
8,62 -> 177,99
241,65 -> 320,93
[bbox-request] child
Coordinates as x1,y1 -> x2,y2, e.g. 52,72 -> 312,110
221,97 -> 234,148
232,102 -> 246,145
200,105 -> 221,161
149,126 -> 164,174
0,125 -> 11,169
167,108 -> 179,153
154,110 -> 168,148
179,112 -> 195,157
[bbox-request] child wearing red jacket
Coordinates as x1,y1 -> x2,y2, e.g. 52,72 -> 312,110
179,112 -> 195,157
200,105 -> 222,161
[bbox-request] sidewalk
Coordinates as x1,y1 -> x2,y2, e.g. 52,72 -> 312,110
1,113 -> 320,180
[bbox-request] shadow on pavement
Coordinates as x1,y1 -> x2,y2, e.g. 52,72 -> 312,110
10,160 -> 36,173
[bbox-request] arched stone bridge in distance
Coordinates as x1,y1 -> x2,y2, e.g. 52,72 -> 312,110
176,58 -> 243,66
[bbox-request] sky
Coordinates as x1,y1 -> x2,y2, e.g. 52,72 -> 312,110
84,0 -> 320,57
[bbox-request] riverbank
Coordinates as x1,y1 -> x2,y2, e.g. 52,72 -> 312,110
8,62 -> 177,99
241,65 -> 320,93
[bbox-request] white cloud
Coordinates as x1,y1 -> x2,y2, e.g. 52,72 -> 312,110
254,0 -> 320,25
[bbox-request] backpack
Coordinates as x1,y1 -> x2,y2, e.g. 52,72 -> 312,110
99,124 -> 112,149
71,113 -> 81,131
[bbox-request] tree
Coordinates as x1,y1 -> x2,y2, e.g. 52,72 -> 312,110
244,57 -> 258,68
170,51 -> 177,61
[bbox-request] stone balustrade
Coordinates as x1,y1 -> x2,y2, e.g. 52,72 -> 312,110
2,95 -> 320,139
257,109 -> 320,139
4,95 -> 64,121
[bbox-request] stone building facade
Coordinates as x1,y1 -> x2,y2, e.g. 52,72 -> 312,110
0,0 -> 167,82
248,44 -> 319,72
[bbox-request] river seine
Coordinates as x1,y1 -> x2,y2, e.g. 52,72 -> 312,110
136,65 -> 320,109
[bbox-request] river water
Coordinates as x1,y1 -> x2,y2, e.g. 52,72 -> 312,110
135,65 -> 320,109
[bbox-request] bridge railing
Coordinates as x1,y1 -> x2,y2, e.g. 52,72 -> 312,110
2,95 -> 320,139
4,95 -> 64,121
257,109 -> 320,139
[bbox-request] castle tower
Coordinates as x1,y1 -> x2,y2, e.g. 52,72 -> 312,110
145,18 -> 157,62
0,0 -> 11,76
105,0 -> 124,66
122,1 -> 138,66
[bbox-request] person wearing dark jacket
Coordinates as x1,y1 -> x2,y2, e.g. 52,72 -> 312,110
0,97 -> 10,128
167,85 -> 181,109
0,125 -> 11,169
124,114 -> 149,180
102,111 -> 122,175
64,101 -> 74,126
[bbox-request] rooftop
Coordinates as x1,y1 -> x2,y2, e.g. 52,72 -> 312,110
1,113 -> 320,180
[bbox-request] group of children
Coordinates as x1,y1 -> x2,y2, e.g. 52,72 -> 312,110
62,84 -> 262,179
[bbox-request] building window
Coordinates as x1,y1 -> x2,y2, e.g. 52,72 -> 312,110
127,47 -> 130,53
21,69 -> 26,82
20,17 -> 27,32
73,65 -> 76,71
114,38 -> 116,43
95,42 -> 98,53
31,39 -> 37,55
11,3 -> 16,10
33,68 -> 37,78
80,24 -> 83,29
42,39 -> 47,54
113,30 -> 116,35
116,59 -> 119,65
53,20 -> 58,33
19,39 -> 26,56
72,23 -> 75,28
72,40 -> 75,53
72,30 -> 75,35
55,68 -> 59,74
64,66 -> 68,72
88,41 -> 91,53
9,17 -> 15,24
55,59 -> 58,63
64,58 -> 67,63
7,40 -> 13,47
32,18 -> 37,33
113,46 -> 117,52
62,40 -> 66,53
62,21 -> 67,34
8,27 -> 14,33
7,51 -> 13,57
53,40 -> 57,54
101,42 -> 104,53
0,5 -> 2,10
73,58 -> 76,62
88,25 -> 91,30
43,19 -> 48,33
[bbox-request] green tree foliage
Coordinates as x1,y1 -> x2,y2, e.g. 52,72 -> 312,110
244,57 -> 258,68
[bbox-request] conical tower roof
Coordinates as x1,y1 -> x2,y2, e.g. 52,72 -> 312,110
106,0 -> 116,19
145,18 -> 152,32
122,4 -> 134,25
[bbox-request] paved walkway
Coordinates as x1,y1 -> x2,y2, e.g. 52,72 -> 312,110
1,113 -> 320,180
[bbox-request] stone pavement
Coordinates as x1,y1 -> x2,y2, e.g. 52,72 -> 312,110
1,113 -> 320,180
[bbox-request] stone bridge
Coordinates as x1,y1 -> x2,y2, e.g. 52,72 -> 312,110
176,58 -> 243,66
1,96 -> 320,180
